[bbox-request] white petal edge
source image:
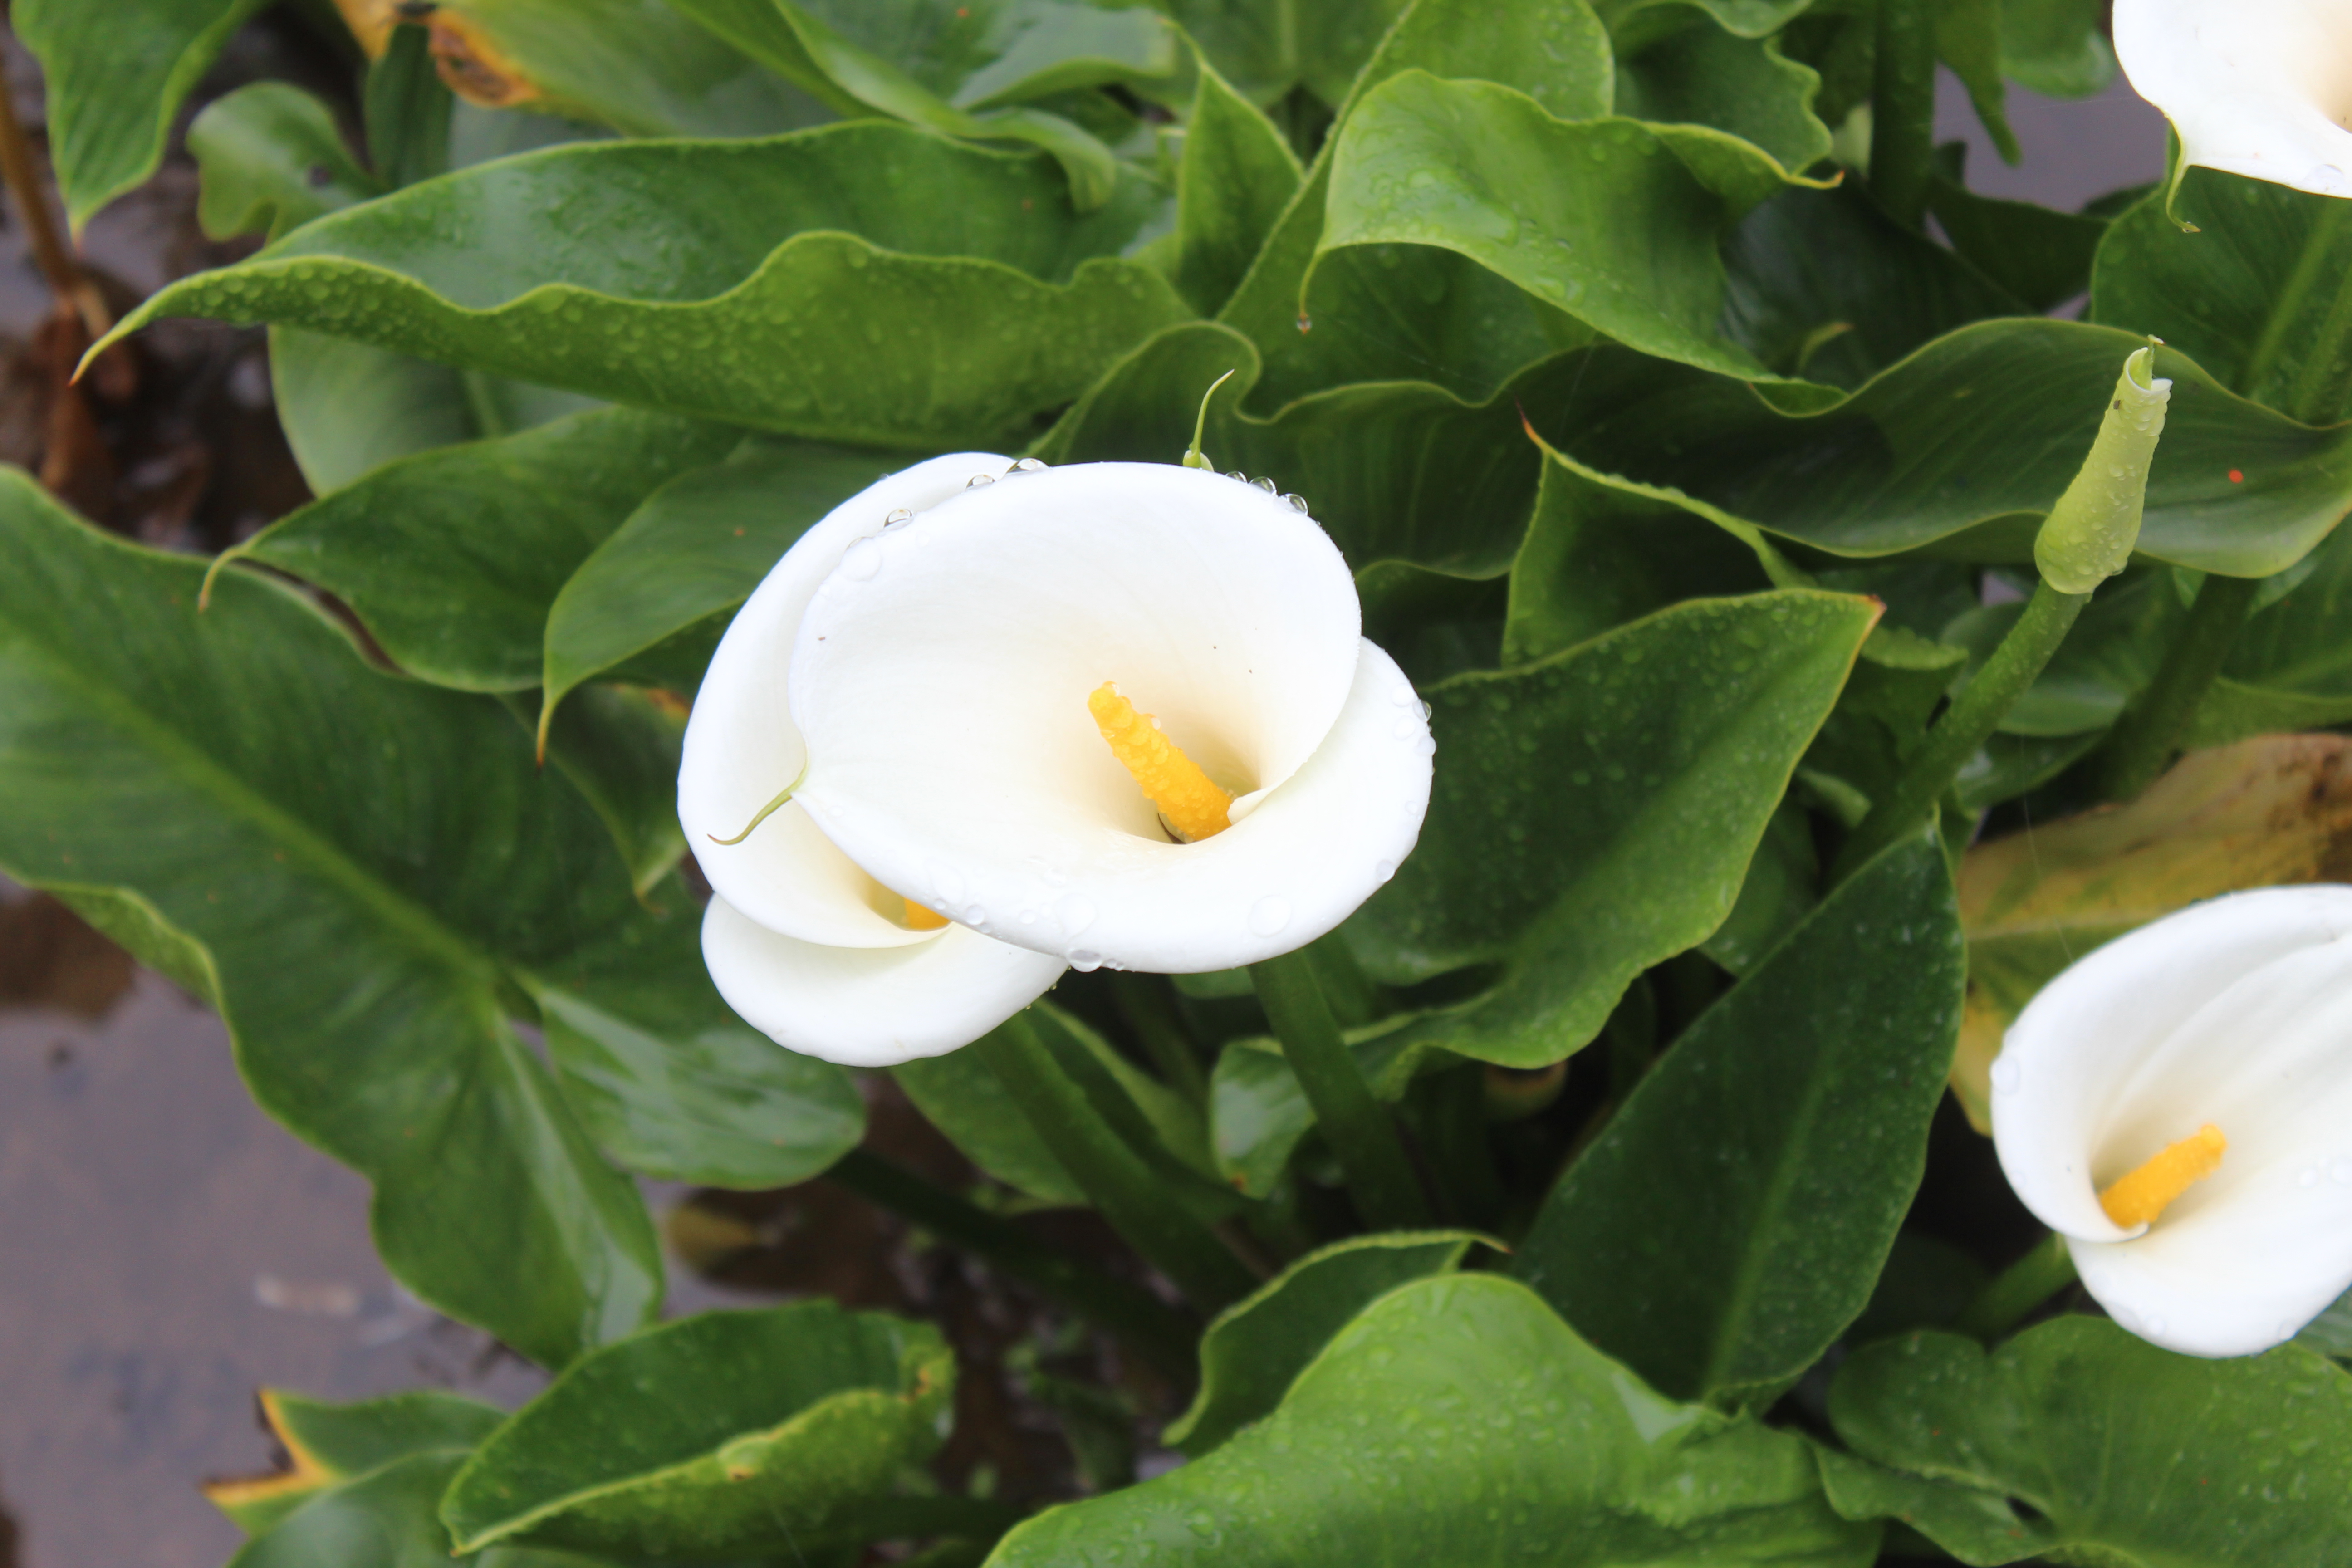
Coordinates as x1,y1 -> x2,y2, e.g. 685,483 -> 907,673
1992,885 -> 2352,1244
680,451 -> 1009,947
702,893 -> 1065,1067
791,462 -> 1379,970
805,639 -> 1432,972
2115,0 -> 2352,197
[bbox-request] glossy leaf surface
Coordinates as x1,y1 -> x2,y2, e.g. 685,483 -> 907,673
1516,835 -> 1965,1408
988,1275 -> 1876,1567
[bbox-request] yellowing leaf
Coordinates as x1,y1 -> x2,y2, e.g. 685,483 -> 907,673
1953,734 -> 2352,1129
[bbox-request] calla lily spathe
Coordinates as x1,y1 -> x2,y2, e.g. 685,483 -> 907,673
2115,0 -> 2352,199
1990,886 -> 2352,1357
679,453 -> 1433,1066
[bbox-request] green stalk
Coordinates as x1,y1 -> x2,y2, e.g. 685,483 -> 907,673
972,1013 -> 1258,1309
1953,1230 -> 2077,1340
1831,579 -> 2089,882
2093,573 -> 2264,801
1868,0 -> 1937,228
1249,949 -> 1432,1230
828,1148 -> 1197,1378
1112,973 -> 1209,1107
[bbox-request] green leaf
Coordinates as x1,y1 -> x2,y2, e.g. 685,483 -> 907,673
1823,1319 -> 2352,1566
987,1275 -> 1877,1567
208,1389 -> 505,1535
1539,322 -> 2352,578
227,407 -> 738,693
1941,570 -> 2176,737
99,126 -> 1189,448
892,1043 -> 1086,1205
1938,0 -> 2020,166
15,0 -> 268,227
2215,521 -> 2352,721
1502,454 -> 1769,665
530,684 -> 688,896
1515,834 -> 1964,1408
1149,0 -> 1410,106
189,83 -> 386,245
1313,73 -> 1793,381
1172,58 -> 1302,314
1928,177 -> 2106,314
1723,182 -> 2024,388
1996,0 -> 2113,98
1357,590 -> 1875,974
0,474 -> 661,1367
528,896 -> 867,1190
1614,16 -> 1831,178
1216,0 -> 1616,412
2095,168 -> 2352,425
229,1452 -> 473,1568
1165,1231 -> 1480,1455
542,440 -> 896,720
442,1304 -> 955,1558
364,24 -> 455,192
1206,1021 -> 1432,1197
1700,797 -> 1818,976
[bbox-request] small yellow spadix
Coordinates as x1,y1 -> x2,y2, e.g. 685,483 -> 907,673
2098,1123 -> 2226,1228
902,897 -> 949,931
1088,683 -> 1232,843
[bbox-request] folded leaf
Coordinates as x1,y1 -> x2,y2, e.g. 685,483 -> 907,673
206,1389 -> 504,1535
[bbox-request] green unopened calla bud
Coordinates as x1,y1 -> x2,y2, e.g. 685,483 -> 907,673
2034,345 -> 2172,595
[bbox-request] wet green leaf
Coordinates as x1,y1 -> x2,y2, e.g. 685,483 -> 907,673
1149,0 -> 1409,106
15,0 -> 268,226
1614,16 -> 1830,177
188,83 -> 385,245
101,125 -> 1188,448
208,1389 -> 505,1536
528,903 -> 867,1190
1165,1231 -> 1480,1455
1928,177 -> 2105,314
0,475 -> 661,1367
227,407 -> 737,692
1536,323 -> 2352,578
1996,0 -> 2113,98
542,440 -> 895,720
1516,834 -> 1964,1408
1823,1319 -> 2352,1565
892,1041 -> 1085,1205
987,1275 -> 1877,1567
229,1452 -> 472,1568
442,1304 -> 954,1558
1172,58 -> 1301,314
529,684 -> 688,897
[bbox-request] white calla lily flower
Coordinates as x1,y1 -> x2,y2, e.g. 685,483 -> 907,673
1990,885 -> 2352,1357
2115,0 -> 2352,199
680,452 -> 1433,1065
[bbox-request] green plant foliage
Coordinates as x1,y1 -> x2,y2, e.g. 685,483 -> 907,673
0,475 -> 662,1368
230,1452 -> 475,1568
1149,0 -> 1409,105
188,83 -> 385,244
988,1274 -> 1877,1566
15,0 -> 268,226
1515,834 -> 1964,1408
1996,0 -> 2114,98
1534,323 -> 2352,578
441,1304 -> 955,1558
541,439 -> 896,719
1822,1319 -> 2352,1565
1164,1231 -> 1481,1454
1613,16 -> 1830,176
1172,59 -> 1302,314
98,125 -> 1189,447
209,1389 -> 505,1535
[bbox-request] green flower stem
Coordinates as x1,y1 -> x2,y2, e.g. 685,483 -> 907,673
1831,581 -> 2090,884
1954,1230 -> 2078,1340
828,1147 -> 1198,1378
1112,973 -> 1209,1107
1868,0 -> 1937,229
1250,948 -> 1433,1230
1427,1064 -> 1504,1228
972,1012 -> 1258,1310
2094,573 -> 2264,802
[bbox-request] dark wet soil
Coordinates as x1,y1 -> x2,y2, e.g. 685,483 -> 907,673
0,10 -> 2162,1560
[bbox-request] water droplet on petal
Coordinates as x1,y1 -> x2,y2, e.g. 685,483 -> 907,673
1253,476 -> 1278,493
1010,457 -> 1047,472
1392,717 -> 1417,740
1248,895 -> 1291,936
966,472 -> 995,487
1414,735 -> 1437,757
1391,682 -> 1416,706
928,863 -> 966,904
964,905 -> 989,928
1054,892 -> 1097,936
2305,162 -> 2351,195
1225,470 -> 1250,483
1283,494 -> 1310,513
882,507 -> 913,530
1374,859 -> 1396,883
839,538 -> 882,581
1068,949 -> 1103,972
1990,1057 -> 2021,1093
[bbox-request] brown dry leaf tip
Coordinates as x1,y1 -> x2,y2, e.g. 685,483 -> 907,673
198,1391 -> 334,1523
427,16 -> 542,109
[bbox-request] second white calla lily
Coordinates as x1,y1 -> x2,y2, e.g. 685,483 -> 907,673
2115,0 -> 2352,199
1990,885 -> 2352,1357
680,452 -> 1434,1066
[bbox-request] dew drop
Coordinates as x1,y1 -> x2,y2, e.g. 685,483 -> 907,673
928,862 -> 967,905
1248,895 -> 1292,936
1374,859 -> 1396,883
882,507 -> 914,531
1054,892 -> 1097,936
1224,470 -> 1250,482
2305,162 -> 2351,195
1414,735 -> 1437,757
1253,476 -> 1278,493
1390,682 -> 1416,706
839,538 -> 883,581
1990,1057 -> 2021,1093
1009,457 -> 1048,472
1392,717 -> 1418,740
964,905 -> 989,927
1068,949 -> 1103,972
1282,494 -> 1310,513
966,472 -> 995,487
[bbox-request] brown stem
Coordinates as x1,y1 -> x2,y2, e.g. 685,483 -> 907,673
0,61 -> 108,339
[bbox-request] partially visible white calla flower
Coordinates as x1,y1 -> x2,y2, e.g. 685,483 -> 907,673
1990,885 -> 2352,1356
680,452 -> 1067,1066
2115,0 -> 2352,199
681,454 -> 1434,1064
